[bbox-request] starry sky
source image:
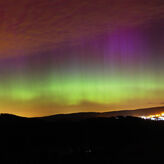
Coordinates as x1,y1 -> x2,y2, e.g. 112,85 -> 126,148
0,0 -> 164,116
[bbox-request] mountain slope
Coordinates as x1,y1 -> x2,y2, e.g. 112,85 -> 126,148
37,106 -> 164,121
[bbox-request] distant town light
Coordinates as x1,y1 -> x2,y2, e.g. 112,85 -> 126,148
140,113 -> 164,121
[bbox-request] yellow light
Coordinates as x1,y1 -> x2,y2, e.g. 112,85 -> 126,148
141,112 -> 164,121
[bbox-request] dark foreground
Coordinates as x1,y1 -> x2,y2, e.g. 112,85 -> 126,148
0,114 -> 164,163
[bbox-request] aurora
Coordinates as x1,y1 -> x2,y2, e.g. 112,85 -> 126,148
0,0 -> 164,116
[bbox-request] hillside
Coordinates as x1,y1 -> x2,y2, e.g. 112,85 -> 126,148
37,106 -> 164,121
0,115 -> 163,163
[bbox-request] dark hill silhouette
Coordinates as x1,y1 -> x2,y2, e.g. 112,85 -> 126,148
0,115 -> 163,163
2,106 -> 164,122
0,113 -> 26,120
37,106 -> 164,121
0,113 -> 45,126
1,107 -> 164,163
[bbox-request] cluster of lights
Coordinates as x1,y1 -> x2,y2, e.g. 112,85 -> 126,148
141,113 -> 164,121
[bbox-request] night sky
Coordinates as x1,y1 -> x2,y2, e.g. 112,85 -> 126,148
0,0 -> 164,116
